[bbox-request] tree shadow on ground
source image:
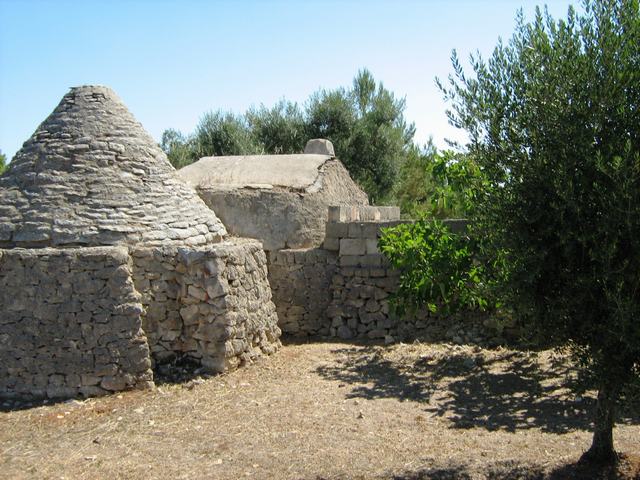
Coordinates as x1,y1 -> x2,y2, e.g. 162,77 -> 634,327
387,459 -> 544,480
315,455 -> 640,480
314,344 -> 639,434
315,344 -> 434,402
387,457 -> 640,480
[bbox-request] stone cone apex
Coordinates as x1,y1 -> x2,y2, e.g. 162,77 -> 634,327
0,85 -> 227,247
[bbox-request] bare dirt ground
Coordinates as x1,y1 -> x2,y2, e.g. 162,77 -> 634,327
1,339 -> 638,480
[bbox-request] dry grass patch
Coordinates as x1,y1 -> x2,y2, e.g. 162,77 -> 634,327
1,340 -> 638,479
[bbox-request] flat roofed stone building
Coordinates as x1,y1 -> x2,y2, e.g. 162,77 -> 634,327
178,145 -> 369,251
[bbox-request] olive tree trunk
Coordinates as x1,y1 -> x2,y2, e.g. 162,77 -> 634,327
582,383 -> 618,464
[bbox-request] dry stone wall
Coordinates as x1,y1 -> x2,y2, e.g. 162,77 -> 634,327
325,207 -> 490,343
0,247 -> 153,400
267,248 -> 336,336
266,205 -> 484,342
324,208 -> 403,340
132,239 -> 281,372
0,239 -> 281,401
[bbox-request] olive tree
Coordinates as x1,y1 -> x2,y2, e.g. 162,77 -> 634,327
160,129 -> 195,169
192,111 -> 259,157
307,69 -> 415,202
161,69 -> 415,202
440,0 -> 640,463
246,100 -> 307,154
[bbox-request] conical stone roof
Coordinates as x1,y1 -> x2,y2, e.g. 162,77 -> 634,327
0,86 -> 227,248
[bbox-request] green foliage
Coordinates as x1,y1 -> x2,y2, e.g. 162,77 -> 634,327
379,219 -> 488,316
305,69 -> 415,202
160,69 -> 415,202
0,150 -> 6,174
247,100 -> 307,154
160,129 -> 195,169
348,70 -> 416,202
305,88 -> 355,167
393,142 -> 482,219
160,113 -> 260,168
439,0 -> 640,461
193,111 -> 259,157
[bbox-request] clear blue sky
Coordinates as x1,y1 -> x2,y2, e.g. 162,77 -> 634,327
0,0 -> 578,161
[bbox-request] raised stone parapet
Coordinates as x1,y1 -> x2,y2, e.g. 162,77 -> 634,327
327,205 -> 400,223
0,247 -> 153,400
324,217 -> 403,253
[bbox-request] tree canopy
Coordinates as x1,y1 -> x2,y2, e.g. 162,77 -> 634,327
438,0 -> 640,463
0,150 -> 7,175
393,141 -> 479,219
161,69 -> 415,202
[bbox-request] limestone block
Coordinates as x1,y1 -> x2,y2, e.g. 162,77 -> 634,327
370,268 -> 386,278
325,221 -> 349,240
339,255 -> 362,267
322,237 -> 340,251
100,375 -> 129,391
365,239 -> 379,254
367,329 -> 386,339
304,139 -> 335,156
361,254 -> 384,267
365,299 -> 381,313
362,223 -> 381,239
337,325 -> 353,339
205,277 -> 229,299
180,305 -> 200,326
340,239 -> 366,256
327,206 -> 400,223
188,285 -> 207,301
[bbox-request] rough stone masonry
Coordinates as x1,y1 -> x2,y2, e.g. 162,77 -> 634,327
262,205 -> 495,345
1,85 -> 501,402
0,86 -> 282,401
131,240 -> 281,372
0,85 -> 227,248
0,247 -> 153,400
